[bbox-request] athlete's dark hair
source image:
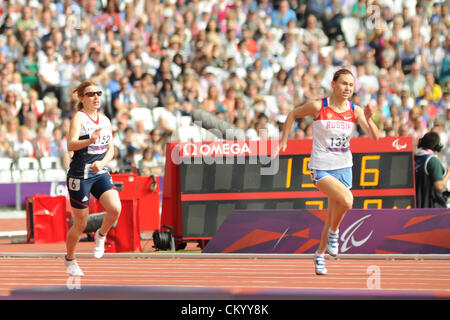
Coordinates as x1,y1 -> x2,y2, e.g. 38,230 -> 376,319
72,80 -> 99,111
332,68 -> 354,82
418,131 -> 443,152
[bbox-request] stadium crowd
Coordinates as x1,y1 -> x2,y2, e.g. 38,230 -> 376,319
0,0 -> 449,177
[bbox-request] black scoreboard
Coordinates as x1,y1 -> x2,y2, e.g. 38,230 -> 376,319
161,137 -> 415,241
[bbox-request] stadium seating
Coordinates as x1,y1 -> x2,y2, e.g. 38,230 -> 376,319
15,157 -> 40,182
0,157 -> 13,183
39,156 -> 67,182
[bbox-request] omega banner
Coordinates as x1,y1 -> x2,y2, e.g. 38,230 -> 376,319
202,209 -> 450,254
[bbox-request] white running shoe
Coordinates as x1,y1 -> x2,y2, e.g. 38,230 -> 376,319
93,229 -> 106,259
327,229 -> 339,257
64,256 -> 84,276
314,252 -> 327,275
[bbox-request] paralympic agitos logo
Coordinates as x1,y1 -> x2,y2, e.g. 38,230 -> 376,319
392,138 -> 407,151
340,214 -> 374,253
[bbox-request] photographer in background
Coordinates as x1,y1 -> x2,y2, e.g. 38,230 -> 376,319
415,131 -> 450,208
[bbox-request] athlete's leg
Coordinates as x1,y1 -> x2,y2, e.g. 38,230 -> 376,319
315,176 -> 353,256
98,189 -> 121,236
316,198 -> 335,255
66,207 -> 89,260
316,176 -> 353,231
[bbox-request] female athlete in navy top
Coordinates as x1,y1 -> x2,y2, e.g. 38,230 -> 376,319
64,80 -> 121,276
278,69 -> 379,275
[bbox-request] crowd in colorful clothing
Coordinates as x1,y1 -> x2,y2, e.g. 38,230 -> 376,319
0,0 -> 448,176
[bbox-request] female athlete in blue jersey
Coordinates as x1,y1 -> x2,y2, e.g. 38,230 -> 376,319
64,81 -> 121,276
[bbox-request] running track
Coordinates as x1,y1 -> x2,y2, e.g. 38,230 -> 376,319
1,253 -> 449,299
1,218 -> 449,299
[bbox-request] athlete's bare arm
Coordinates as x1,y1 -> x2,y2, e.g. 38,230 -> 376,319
354,104 -> 380,141
279,100 -> 322,152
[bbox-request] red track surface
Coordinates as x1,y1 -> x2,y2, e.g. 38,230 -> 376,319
1,254 -> 450,298
1,218 -> 450,299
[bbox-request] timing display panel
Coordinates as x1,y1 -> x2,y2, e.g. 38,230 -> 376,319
162,137 -> 416,239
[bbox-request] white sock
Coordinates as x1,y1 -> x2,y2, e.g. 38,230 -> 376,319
329,229 -> 339,235
97,230 -> 106,238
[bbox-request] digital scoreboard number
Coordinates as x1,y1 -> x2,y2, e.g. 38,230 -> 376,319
161,137 -> 415,241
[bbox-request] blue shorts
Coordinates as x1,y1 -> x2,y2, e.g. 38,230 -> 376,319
67,173 -> 116,209
310,167 -> 353,189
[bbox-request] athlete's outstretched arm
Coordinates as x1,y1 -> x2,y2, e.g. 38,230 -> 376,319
279,100 -> 321,152
354,104 -> 380,141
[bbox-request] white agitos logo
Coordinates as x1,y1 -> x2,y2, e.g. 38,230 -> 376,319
392,138 -> 407,151
340,215 -> 373,253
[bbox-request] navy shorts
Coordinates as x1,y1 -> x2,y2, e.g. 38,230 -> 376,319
67,173 -> 115,209
310,167 -> 353,189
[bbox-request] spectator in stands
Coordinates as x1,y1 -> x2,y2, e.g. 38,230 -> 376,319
112,76 -> 137,117
351,0 -> 366,20
1,33 -> 22,63
28,89 -> 45,119
38,42 -> 62,106
421,36 -> 446,79
323,0 -> 345,40
439,35 -> 450,86
146,128 -> 165,159
134,120 -> 149,150
305,37 -> 320,68
404,62 -> 427,98
132,79 -> 155,110
221,86 -> 237,120
157,95 -> 182,137
301,14 -> 328,47
49,125 -> 69,169
5,117 -> 19,145
230,96 -> 250,127
331,34 -> 349,67
22,111 -> 38,141
17,40 -> 39,92
271,0 -> 297,29
200,83 -> 221,114
157,78 -> 178,108
34,126 -> 51,159
2,61 -> 16,87
138,146 -> 163,176
269,68 -> 293,105
0,124 -> 13,158
44,106 -> 62,139
13,125 -> 34,161
16,5 -> 38,33
419,73 -> 443,105
3,90 -> 21,117
349,30 -> 371,65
